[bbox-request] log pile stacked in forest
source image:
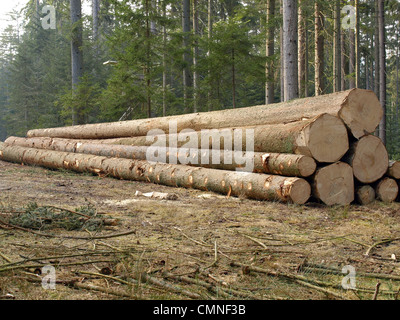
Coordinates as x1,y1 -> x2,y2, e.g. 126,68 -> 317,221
0,88 -> 397,207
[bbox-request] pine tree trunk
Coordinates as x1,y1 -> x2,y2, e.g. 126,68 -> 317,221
70,0 -> 83,125
27,89 -> 382,141
182,0 -> 191,111
349,1 -> 356,89
207,0 -> 213,111
266,0 -> 276,104
314,1 -> 324,96
378,0 -> 386,145
0,142 -> 312,205
343,135 -> 389,184
282,0 -> 298,101
298,0 -> 305,98
5,137 -> 317,178
92,0 -> 99,41
333,0 -> 341,93
312,162 -> 354,206
192,0 -> 199,113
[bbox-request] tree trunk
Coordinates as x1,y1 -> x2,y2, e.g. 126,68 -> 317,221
314,1 -> 324,96
100,114 -> 349,163
375,178 -> 399,203
355,185 -> 376,205
349,1 -> 356,89
192,0 -> 199,113
0,142 -> 311,205
343,135 -> 389,184
26,89 -> 382,141
340,23 -> 346,91
333,0 -> 341,93
162,2 -> 167,117
378,0 -> 386,145
266,0 -> 275,104
355,0 -> 360,88
92,0 -> 99,41
312,162 -> 354,206
5,137 -> 317,178
283,0 -> 298,101
298,0 -> 305,98
182,0 -> 191,111
70,0 -> 83,125
207,0 -> 213,111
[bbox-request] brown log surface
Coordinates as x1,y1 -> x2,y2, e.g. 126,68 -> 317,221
26,89 -> 381,140
0,142 -> 311,204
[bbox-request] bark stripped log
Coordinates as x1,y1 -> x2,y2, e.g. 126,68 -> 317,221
5,137 -> 317,177
387,161 -> 400,180
374,178 -> 399,203
26,89 -> 382,140
343,135 -> 388,184
355,185 -> 376,205
102,114 -> 349,163
0,142 -> 311,204
312,162 -> 354,206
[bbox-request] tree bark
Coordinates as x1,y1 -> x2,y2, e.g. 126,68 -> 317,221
355,185 -> 376,205
266,0 -> 276,104
182,0 -> 191,111
343,135 -> 389,184
378,0 -> 386,145
349,1 -> 356,89
70,0 -> 83,125
312,162 -> 354,206
283,0 -> 298,101
333,0 -> 341,92
375,178 -> 398,203
192,0 -> 199,113
298,0 -> 305,98
314,1 -> 324,96
5,137 -> 317,178
0,142 -> 311,205
101,114 -> 349,163
26,89 -> 382,141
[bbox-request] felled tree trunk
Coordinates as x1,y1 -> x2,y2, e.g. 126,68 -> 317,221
342,135 -> 388,184
102,114 -> 349,163
311,162 -> 354,206
355,185 -> 376,205
5,137 -> 317,177
26,89 -> 382,140
375,178 -> 398,203
0,142 -> 311,204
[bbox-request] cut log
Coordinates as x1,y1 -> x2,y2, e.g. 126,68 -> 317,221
0,142 -> 311,204
312,162 -> 354,206
343,135 -> 388,184
355,185 -> 376,205
26,89 -> 382,140
387,161 -> 400,180
102,114 -> 349,163
375,178 -> 399,203
5,137 -> 317,177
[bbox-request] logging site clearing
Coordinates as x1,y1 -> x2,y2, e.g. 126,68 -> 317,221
1,159 -> 400,301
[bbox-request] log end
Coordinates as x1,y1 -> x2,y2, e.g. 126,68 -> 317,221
356,185 -> 376,206
298,156 -> 317,177
387,161 -> 400,180
340,89 -> 383,139
312,162 -> 354,206
351,135 -> 388,184
306,114 -> 349,163
376,178 -> 399,203
286,178 -> 311,205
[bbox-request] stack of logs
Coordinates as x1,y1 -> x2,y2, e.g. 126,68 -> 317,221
1,88 -> 398,206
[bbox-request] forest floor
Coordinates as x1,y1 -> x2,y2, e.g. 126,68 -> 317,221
1,159 -> 400,301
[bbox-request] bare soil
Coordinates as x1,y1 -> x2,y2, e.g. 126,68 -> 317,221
1,159 -> 400,300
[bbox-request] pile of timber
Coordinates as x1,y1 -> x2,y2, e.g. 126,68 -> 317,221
0,88 -> 398,206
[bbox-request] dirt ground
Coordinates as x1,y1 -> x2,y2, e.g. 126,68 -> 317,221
1,159 -> 400,301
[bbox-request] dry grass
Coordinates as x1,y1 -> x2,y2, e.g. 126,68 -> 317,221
1,160 -> 400,300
